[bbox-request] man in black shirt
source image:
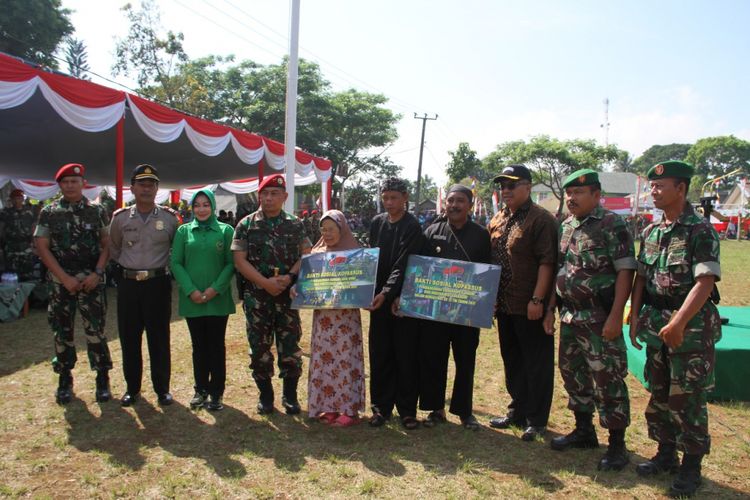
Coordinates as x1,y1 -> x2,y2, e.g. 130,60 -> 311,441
407,184 -> 491,430
367,178 -> 424,429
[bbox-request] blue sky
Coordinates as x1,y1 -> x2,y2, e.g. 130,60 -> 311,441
63,0 -> 750,185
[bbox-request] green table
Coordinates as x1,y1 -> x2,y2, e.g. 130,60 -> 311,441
627,306 -> 750,401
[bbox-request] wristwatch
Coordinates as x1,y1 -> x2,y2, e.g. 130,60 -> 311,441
530,295 -> 543,305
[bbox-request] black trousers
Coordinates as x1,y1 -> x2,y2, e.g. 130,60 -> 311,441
419,322 -> 479,418
368,308 -> 420,418
496,312 -> 554,427
117,275 -> 172,395
186,315 -> 228,398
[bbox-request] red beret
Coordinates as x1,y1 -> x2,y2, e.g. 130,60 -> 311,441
258,174 -> 286,192
55,163 -> 85,182
10,189 -> 24,198
302,210 -> 309,216
311,210 -> 319,215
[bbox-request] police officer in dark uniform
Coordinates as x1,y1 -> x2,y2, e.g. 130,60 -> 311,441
232,174 -> 312,415
34,163 -> 112,404
109,165 -> 179,406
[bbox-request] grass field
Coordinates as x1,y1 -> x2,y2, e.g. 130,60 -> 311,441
0,240 -> 748,498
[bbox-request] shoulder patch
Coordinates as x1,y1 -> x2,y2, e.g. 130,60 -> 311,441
112,207 -> 129,217
161,206 -> 180,218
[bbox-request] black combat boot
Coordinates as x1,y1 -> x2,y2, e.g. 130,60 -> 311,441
551,411 -> 599,451
95,371 -> 111,403
256,378 -> 274,415
55,370 -> 74,405
281,377 -> 301,415
668,453 -> 703,498
636,442 -> 680,476
598,428 -> 629,471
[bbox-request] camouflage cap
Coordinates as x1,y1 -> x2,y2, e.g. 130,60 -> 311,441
647,160 -> 695,180
562,168 -> 599,189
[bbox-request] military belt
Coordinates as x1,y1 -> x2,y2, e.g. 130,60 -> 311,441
122,268 -> 169,281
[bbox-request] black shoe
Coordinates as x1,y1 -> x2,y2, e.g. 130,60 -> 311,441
157,392 -> 174,406
489,415 -> 525,429
422,410 -> 447,428
190,391 -> 208,409
598,446 -> 630,471
636,443 -> 680,477
400,416 -> 420,430
282,378 -> 301,415
95,371 -> 111,403
120,392 -> 139,407
551,427 -> 599,450
668,454 -> 703,498
368,411 -> 390,427
461,415 -> 481,431
256,378 -> 274,415
55,371 -> 74,405
521,426 -> 546,442
206,395 -> 224,412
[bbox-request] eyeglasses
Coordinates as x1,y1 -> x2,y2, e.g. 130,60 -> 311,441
499,181 -> 529,191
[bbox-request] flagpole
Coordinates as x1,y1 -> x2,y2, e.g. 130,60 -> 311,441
284,0 -> 301,214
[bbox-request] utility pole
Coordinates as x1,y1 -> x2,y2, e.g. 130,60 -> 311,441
414,112 -> 438,215
600,98 -> 610,147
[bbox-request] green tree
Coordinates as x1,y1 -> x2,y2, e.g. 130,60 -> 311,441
0,0 -> 73,68
631,143 -> 691,175
446,142 -> 484,183
112,0 -> 188,107
64,37 -> 90,80
484,135 -> 623,215
686,136 -> 750,192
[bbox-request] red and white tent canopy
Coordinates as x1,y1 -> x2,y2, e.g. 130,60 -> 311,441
0,53 -> 332,206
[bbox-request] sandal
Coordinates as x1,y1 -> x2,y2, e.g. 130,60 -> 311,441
423,411 -> 447,428
368,412 -> 389,427
400,416 -> 420,430
318,412 -> 339,424
331,414 -> 360,427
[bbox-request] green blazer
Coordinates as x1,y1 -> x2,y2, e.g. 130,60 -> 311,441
170,189 -> 236,318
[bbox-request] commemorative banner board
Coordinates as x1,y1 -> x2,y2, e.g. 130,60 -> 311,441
399,255 -> 501,328
291,248 -> 380,309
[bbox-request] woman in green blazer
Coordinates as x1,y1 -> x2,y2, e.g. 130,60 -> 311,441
171,188 -> 236,411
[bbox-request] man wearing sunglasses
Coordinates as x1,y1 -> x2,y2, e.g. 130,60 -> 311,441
487,164 -> 558,442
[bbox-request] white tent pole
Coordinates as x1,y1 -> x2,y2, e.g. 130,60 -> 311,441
284,0 -> 301,214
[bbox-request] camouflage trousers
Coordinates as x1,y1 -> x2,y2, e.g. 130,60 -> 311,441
4,249 -> 35,281
559,322 -> 630,429
644,343 -> 714,455
243,294 -> 302,381
49,280 -> 112,373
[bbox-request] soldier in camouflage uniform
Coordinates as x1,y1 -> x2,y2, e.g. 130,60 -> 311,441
232,174 -> 312,415
34,163 -> 112,405
629,160 -> 721,498
0,189 -> 37,281
544,169 -> 636,471
310,210 -> 322,243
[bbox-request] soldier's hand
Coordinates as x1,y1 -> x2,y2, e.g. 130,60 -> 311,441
80,272 -> 101,293
62,275 -> 81,294
366,292 -> 386,311
277,275 -> 292,288
629,320 -> 642,350
659,321 -> 685,349
602,315 -> 623,341
289,285 -> 298,299
263,277 -> 287,296
542,310 -> 555,335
